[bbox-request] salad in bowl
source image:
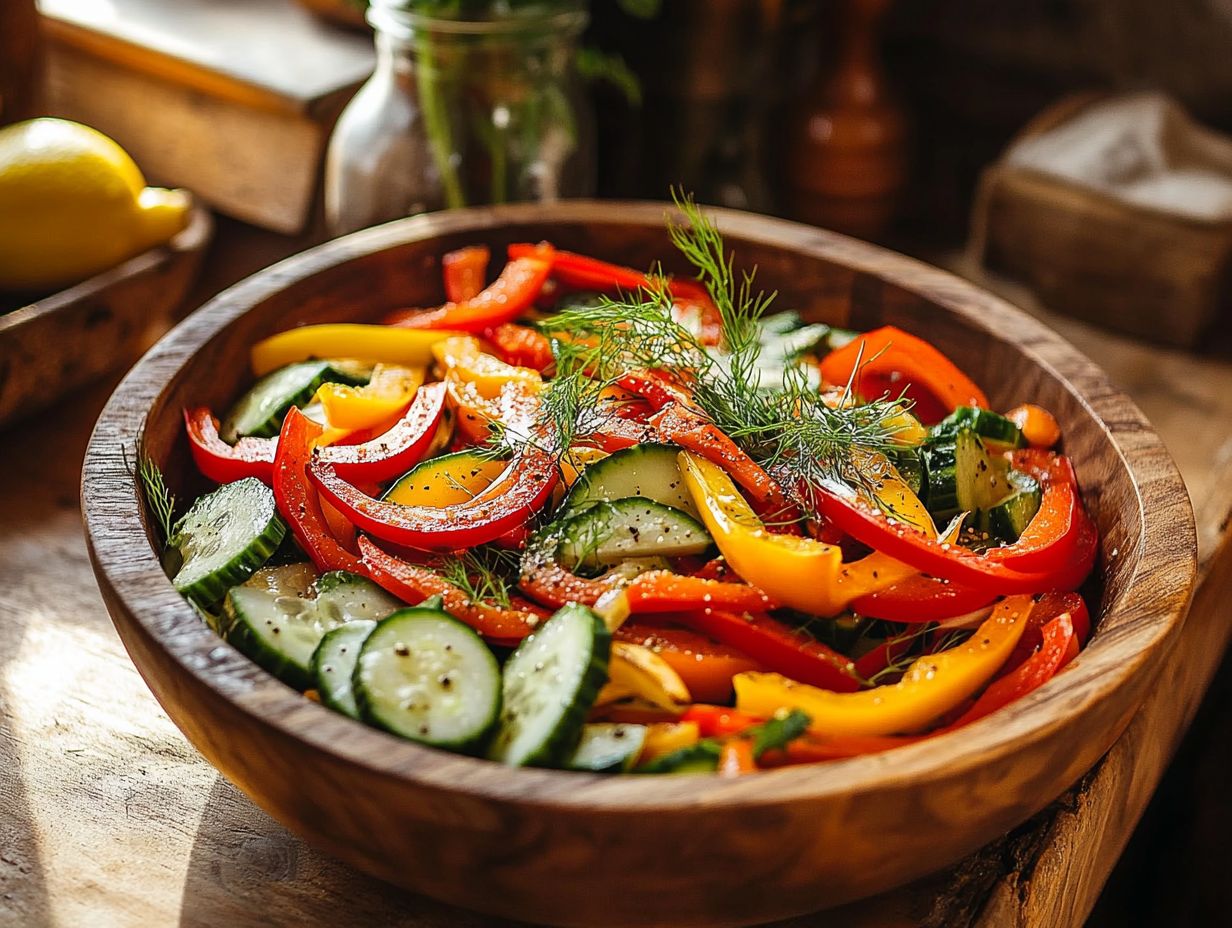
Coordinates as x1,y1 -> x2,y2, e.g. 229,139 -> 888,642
150,200 -> 1096,776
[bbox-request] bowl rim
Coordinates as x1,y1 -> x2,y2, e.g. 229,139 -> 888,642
82,200 -> 1197,812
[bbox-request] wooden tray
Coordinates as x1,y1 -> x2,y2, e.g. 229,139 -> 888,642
81,202 -> 1195,928
0,200 -> 212,428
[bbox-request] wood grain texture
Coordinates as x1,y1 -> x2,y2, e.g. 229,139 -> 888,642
80,202 -> 1195,927
0,201 -> 211,429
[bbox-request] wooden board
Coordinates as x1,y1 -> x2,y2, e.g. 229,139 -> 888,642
1,219 -> 1227,928
38,0 -> 374,233
0,201 -> 211,429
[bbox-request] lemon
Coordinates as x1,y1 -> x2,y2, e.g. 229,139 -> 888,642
0,118 -> 191,291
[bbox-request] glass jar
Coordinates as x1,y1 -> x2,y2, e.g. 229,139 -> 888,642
325,0 -> 596,235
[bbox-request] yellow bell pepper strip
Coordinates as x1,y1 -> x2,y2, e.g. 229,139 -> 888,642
678,451 -> 942,616
431,335 -> 542,398
733,595 -> 1033,737
250,324 -> 455,377
637,721 -> 701,764
594,641 -> 691,714
314,364 -> 425,431
560,446 -> 609,487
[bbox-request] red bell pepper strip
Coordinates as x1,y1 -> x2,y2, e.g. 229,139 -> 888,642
985,451 -> 1091,574
679,705 -> 764,738
359,537 -> 546,643
310,444 -> 559,551
385,248 -> 553,332
852,634 -> 915,681
811,486 -> 1065,595
949,613 -> 1075,728
485,323 -> 554,372
1003,591 -> 1089,673
819,325 -> 989,423
852,574 -> 999,622
442,245 -> 489,303
650,402 -> 790,510
579,414 -> 658,452
273,409 -> 365,574
312,381 -> 447,483
508,243 -> 725,345
185,408 -> 277,484
184,383 -> 447,488
682,610 -> 862,693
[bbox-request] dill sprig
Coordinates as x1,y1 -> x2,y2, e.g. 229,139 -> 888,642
135,451 -> 177,546
436,545 -> 520,609
536,193 -> 911,506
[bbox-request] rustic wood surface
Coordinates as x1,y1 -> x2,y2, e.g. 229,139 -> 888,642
1,205 -> 1225,928
0,200 -> 212,428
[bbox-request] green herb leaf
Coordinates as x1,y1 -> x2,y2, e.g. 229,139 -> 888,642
747,708 -> 811,758
134,451 -> 177,547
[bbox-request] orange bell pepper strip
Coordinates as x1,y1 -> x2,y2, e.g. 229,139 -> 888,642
1006,403 -> 1061,449
615,622 -> 761,704
432,335 -> 543,398
819,325 -> 989,423
734,596 -> 1033,736
717,738 -> 758,776
386,248 -> 553,332
442,245 -> 490,302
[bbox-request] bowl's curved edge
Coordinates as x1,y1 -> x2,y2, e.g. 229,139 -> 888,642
81,200 -> 1198,819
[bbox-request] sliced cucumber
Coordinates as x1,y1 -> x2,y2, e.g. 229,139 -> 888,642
637,740 -> 721,774
225,569 -> 402,690
354,606 -> 501,751
955,429 -> 1012,513
489,604 -> 612,767
561,443 -> 700,518
220,360 -> 369,443
383,449 -> 504,507
891,449 -> 927,501
311,620 -> 376,718
556,498 -> 711,571
982,470 -> 1042,543
169,478 -> 286,607
568,723 -> 647,773
932,406 -> 1025,449
924,441 -> 958,518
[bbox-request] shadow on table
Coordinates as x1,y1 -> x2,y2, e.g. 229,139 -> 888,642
178,774 -> 526,928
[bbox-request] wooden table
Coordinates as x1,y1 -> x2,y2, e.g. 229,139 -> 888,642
2,246 -> 1230,927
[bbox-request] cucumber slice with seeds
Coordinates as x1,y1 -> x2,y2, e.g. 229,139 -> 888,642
169,478 -> 285,607
557,498 -> 711,571
311,620 -> 376,719
221,360 -> 370,443
225,569 -> 401,690
568,723 -> 647,772
982,470 -> 1042,543
489,604 -> 611,768
562,443 -> 700,518
354,606 -> 501,751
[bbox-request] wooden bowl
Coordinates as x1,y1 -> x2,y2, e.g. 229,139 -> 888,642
0,199 -> 212,428
82,202 -> 1196,928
